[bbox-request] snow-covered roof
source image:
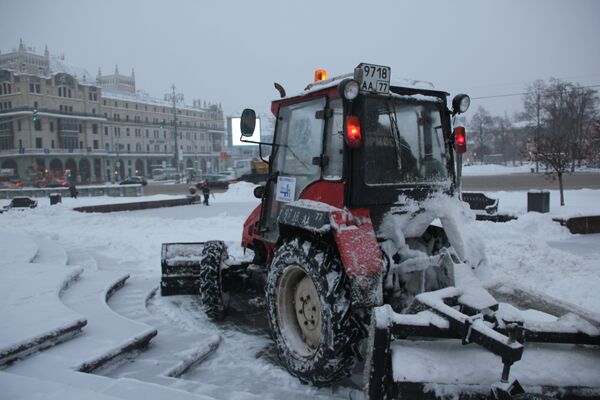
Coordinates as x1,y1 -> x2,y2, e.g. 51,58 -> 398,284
101,89 -> 211,113
49,55 -> 96,86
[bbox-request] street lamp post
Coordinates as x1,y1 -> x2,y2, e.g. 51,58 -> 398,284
166,85 -> 184,179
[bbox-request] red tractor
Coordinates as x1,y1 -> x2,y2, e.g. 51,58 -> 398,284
161,64 -> 599,399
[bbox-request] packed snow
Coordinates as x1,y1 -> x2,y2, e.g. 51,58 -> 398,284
0,182 -> 599,399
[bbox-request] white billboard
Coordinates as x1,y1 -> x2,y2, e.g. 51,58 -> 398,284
231,117 -> 261,146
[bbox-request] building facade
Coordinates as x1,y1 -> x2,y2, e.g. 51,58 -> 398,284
0,40 -> 225,183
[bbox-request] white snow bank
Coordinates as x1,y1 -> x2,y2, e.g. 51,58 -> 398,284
216,181 -> 260,203
487,188 -> 600,218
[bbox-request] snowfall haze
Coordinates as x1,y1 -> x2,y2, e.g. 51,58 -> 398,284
1,0 -> 599,118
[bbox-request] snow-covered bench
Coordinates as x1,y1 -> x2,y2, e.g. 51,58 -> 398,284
461,192 -> 498,215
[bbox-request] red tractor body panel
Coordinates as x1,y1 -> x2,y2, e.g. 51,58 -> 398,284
330,208 -> 382,278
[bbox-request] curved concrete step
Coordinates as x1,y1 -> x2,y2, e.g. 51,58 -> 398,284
0,262 -> 86,366
6,269 -> 156,379
32,237 -> 68,266
0,231 -> 38,264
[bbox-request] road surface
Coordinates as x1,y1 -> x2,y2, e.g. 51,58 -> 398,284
143,173 -> 600,195
462,172 -> 600,191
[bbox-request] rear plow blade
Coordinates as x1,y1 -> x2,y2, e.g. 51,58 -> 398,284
160,242 -> 210,296
366,287 -> 600,400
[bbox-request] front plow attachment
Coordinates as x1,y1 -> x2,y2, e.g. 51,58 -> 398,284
366,287 -> 600,400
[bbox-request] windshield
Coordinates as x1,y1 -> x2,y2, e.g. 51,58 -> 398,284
363,97 -> 448,185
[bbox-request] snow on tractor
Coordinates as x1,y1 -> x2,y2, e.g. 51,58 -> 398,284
160,64 -> 600,399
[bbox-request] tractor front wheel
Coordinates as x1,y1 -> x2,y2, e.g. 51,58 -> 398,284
266,238 -> 365,386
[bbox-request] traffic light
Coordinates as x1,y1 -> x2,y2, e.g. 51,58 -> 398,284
32,109 -> 38,123
64,169 -> 72,178
160,119 -> 166,129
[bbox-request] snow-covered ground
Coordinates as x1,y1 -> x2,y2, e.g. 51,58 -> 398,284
0,182 -> 599,399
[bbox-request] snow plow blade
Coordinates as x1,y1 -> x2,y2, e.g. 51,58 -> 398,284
160,242 -> 211,296
366,287 -> 600,400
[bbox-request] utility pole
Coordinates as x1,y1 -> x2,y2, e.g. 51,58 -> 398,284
166,85 -> 184,178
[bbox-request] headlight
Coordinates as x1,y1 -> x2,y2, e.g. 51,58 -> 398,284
339,79 -> 360,101
452,94 -> 470,114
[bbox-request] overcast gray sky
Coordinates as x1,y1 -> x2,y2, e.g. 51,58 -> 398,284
1,0 -> 599,119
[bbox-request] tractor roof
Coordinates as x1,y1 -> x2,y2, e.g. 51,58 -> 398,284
271,72 -> 448,115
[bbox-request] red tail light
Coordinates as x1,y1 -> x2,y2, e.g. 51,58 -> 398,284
346,116 -> 361,148
454,126 -> 466,154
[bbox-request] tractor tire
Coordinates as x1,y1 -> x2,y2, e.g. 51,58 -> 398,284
199,241 -> 228,321
266,238 -> 366,386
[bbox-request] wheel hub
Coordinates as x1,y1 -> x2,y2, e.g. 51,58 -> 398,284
294,276 -> 321,348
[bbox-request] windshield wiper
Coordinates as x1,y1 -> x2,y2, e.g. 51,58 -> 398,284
385,102 -> 405,170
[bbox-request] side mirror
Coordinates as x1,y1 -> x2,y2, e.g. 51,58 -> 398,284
253,185 -> 265,199
240,109 -> 257,137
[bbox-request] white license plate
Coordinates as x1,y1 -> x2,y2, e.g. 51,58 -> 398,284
356,63 -> 391,94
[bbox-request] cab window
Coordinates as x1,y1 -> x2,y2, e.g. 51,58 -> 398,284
272,97 -> 326,198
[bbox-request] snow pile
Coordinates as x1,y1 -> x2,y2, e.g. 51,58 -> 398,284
216,181 -> 259,203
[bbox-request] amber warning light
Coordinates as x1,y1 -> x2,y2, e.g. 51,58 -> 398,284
346,116 -> 361,148
454,127 -> 466,154
314,69 -> 328,82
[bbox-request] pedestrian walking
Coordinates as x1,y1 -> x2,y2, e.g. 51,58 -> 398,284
69,183 -> 78,199
202,183 -> 211,206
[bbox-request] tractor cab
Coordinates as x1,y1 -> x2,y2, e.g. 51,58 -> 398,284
240,63 -> 469,253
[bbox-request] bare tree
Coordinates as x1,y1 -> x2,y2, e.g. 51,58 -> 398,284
491,113 -> 513,164
469,106 -> 493,163
528,78 -> 598,206
522,80 -> 546,172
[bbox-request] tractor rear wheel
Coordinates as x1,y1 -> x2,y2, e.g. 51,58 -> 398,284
266,238 -> 365,386
199,241 -> 228,321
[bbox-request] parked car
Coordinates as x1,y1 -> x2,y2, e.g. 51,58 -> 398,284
45,180 -> 69,188
2,196 -> 38,213
203,174 -> 231,189
120,176 -> 148,186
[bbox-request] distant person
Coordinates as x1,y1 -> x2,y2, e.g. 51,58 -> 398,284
201,183 -> 211,206
69,183 -> 78,199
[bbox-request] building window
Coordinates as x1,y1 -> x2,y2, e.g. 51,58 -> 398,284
35,138 -> 42,148
34,101 -> 38,109
127,143 -> 131,151
92,108 -> 96,114
92,124 -> 98,134
125,103 -> 128,109
126,128 -> 130,136
34,119 -> 42,131
51,139 -> 55,148
29,83 -> 40,93
17,120 -> 21,131
93,140 -> 99,149
146,144 -> 149,152
50,122 -> 54,132
104,127 -> 108,135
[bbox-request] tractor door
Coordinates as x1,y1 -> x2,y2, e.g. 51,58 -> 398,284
260,97 -> 327,242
